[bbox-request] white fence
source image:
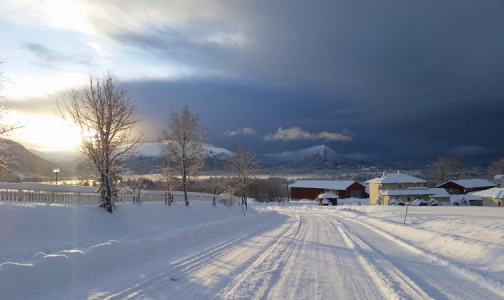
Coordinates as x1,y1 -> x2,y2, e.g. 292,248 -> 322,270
0,188 -> 216,204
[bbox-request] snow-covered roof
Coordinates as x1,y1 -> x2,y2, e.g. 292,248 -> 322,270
318,193 -> 338,199
470,187 -> 504,199
0,182 -> 98,193
440,179 -> 496,189
450,194 -> 483,203
290,180 -> 358,190
426,188 -> 451,198
494,174 -> 503,180
367,172 -> 426,184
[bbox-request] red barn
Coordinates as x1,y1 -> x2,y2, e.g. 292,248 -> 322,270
290,180 -> 366,200
437,179 -> 496,194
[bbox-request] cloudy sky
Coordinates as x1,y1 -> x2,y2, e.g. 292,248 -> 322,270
0,0 -> 503,166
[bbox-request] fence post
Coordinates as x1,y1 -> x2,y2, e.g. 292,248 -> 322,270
17,189 -> 24,202
51,191 -> 55,202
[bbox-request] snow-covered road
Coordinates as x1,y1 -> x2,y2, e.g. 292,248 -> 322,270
40,207 -> 504,300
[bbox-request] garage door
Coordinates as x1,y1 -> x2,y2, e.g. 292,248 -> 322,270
349,190 -> 362,198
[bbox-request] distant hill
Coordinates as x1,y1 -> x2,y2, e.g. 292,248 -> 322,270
0,138 -> 64,178
119,143 -> 233,174
25,142 -> 367,176
262,144 -> 359,169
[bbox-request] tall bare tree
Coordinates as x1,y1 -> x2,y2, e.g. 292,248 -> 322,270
56,73 -> 144,213
160,106 -> 207,206
487,157 -> 504,180
228,147 -> 261,210
429,155 -> 465,185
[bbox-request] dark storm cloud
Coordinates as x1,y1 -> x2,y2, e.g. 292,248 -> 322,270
57,0 -> 504,165
112,25 -> 239,65
450,145 -> 494,157
21,42 -> 95,67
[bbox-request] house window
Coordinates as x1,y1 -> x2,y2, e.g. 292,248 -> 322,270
407,196 -> 411,202
398,183 -> 402,189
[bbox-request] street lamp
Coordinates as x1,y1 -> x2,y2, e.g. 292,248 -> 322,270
53,168 -> 60,185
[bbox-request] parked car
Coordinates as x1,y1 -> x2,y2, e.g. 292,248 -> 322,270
390,199 -> 405,206
321,198 -> 329,206
412,199 -> 428,206
429,199 -> 440,206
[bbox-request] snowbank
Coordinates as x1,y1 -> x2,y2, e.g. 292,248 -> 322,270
0,201 -> 269,299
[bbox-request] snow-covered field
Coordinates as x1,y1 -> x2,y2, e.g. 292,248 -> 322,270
1,200 -> 504,299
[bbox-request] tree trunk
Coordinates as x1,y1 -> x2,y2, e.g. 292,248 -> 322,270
101,173 -> 113,213
183,176 -> 189,206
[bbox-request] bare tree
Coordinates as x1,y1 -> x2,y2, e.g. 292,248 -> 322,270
157,156 -> 180,205
487,157 -> 504,180
429,155 -> 465,185
228,147 -> 261,210
30,154 -> 41,181
160,106 -> 207,206
0,57 -> 22,135
221,177 -> 238,206
209,171 -> 225,207
0,56 -> 22,179
55,73 -> 144,213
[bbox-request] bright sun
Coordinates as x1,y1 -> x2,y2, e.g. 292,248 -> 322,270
10,113 -> 82,151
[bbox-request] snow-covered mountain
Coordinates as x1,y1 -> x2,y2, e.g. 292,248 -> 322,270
263,145 -> 359,168
27,142 -> 362,175
124,143 -> 233,174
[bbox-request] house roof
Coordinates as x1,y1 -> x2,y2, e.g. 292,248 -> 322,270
470,187 -> 504,199
495,174 -> 504,180
367,172 -> 426,184
439,179 -> 496,189
290,180 -> 358,190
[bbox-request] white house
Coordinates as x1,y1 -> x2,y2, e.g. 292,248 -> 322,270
470,187 -> 504,207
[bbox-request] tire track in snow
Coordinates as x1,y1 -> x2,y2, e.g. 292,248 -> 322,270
267,212 -> 385,300
327,211 -> 504,299
318,213 -> 431,300
214,214 -> 304,300
100,214 -> 286,300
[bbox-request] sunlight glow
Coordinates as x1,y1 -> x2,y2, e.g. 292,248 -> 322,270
3,72 -> 86,98
7,113 -> 82,151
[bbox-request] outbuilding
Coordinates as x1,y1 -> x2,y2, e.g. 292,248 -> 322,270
317,192 -> 339,206
290,180 -> 366,201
